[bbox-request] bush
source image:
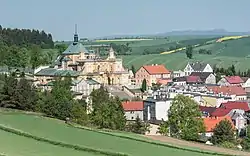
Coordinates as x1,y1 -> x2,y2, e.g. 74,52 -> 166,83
220,141 -> 236,149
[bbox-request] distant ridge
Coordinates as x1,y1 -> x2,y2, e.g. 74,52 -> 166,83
95,29 -> 250,39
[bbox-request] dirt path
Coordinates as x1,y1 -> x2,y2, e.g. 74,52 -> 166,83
145,135 -> 250,156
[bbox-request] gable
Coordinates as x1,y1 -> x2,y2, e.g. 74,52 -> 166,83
203,64 -> 213,72
184,63 -> 193,72
135,66 -> 149,75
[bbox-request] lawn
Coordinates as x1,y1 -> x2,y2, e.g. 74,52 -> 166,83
0,129 -> 100,156
0,112 -> 214,156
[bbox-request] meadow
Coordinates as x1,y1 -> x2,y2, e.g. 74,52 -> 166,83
121,36 -> 250,71
0,111 -> 218,156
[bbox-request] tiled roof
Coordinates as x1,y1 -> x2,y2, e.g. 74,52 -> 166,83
207,86 -> 246,96
157,78 -> 172,85
85,78 -> 100,85
143,65 -> 170,75
220,101 -> 250,111
199,106 -> 216,115
122,101 -> 144,111
186,76 -> 202,83
203,116 -> 234,132
62,42 -> 89,55
189,62 -> 207,71
190,72 -> 212,82
35,68 -> 79,77
210,107 -> 232,117
224,76 -> 243,84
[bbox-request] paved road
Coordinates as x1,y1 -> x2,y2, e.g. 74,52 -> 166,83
145,135 -> 250,156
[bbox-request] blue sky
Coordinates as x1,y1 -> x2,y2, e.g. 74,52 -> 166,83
0,0 -> 250,40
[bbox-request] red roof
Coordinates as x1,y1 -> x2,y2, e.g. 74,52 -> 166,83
207,86 -> 246,96
210,107 -> 232,117
210,101 -> 249,117
199,106 -> 216,115
220,101 -> 250,111
225,76 -> 244,84
203,116 -> 234,132
186,76 -> 202,83
157,78 -> 172,85
143,65 -> 170,75
122,101 -> 144,111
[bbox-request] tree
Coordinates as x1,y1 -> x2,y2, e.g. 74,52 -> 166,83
127,116 -> 150,134
30,45 -> 42,69
185,45 -> 193,59
211,119 -> 235,145
131,65 -> 136,77
55,44 -> 68,55
159,95 -> 205,141
141,79 -> 147,92
90,88 -> 126,130
242,126 -> 250,150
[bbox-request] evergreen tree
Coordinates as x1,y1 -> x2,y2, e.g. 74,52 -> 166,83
141,79 -> 147,92
185,45 -> 193,59
159,95 -> 205,141
131,65 -> 136,77
211,119 -> 235,145
128,116 -> 150,134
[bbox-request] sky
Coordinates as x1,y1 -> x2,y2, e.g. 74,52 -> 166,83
0,0 -> 250,41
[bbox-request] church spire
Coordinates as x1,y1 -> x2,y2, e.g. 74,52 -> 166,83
73,24 -> 78,43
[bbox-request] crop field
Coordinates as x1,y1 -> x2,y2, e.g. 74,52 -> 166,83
0,111 -> 217,156
122,36 -> 250,70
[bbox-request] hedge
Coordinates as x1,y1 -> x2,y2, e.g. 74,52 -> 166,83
0,124 -> 128,156
70,124 -> 233,156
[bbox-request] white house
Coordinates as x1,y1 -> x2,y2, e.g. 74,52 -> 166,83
241,77 -> 250,92
122,101 -> 144,121
183,62 -> 213,76
217,76 -> 244,86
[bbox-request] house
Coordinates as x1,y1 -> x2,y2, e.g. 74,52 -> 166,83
122,101 -> 144,121
199,106 -> 216,117
143,98 -> 172,123
190,72 -> 216,84
135,64 -> 171,87
172,76 -> 203,85
217,76 -> 244,86
203,116 -> 234,137
183,62 -> 213,76
241,77 -> 250,92
207,86 -> 247,101
209,101 -> 250,132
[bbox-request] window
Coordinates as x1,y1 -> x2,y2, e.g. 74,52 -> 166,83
131,117 -> 134,120
130,111 -> 134,114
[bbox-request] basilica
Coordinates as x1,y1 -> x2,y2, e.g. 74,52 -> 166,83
35,30 -> 131,86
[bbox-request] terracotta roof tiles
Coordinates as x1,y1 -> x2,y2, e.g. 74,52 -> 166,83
203,116 -> 234,132
143,65 -> 170,75
122,101 -> 144,111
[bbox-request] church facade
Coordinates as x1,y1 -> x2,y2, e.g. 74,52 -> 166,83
35,30 -> 131,86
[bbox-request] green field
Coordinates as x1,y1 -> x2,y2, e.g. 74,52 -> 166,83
0,111 -> 217,156
121,36 -> 250,71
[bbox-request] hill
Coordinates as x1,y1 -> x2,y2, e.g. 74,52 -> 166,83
0,110 -> 227,156
122,36 -> 250,71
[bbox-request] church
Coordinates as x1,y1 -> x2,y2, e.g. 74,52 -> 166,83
35,28 -> 131,86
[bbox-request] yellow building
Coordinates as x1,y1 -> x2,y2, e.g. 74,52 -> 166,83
35,30 -> 130,86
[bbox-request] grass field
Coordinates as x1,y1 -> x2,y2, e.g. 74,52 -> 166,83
0,111 -> 216,156
122,36 -> 250,71
0,128 -> 99,156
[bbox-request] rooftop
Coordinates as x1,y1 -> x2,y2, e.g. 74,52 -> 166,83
207,86 -> 246,96
203,116 -> 234,132
189,62 -> 207,71
224,76 -> 244,84
62,42 -> 89,55
35,68 -> 79,77
122,101 -> 144,111
142,64 -> 170,75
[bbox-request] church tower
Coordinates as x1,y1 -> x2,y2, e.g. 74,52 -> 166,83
73,24 -> 78,43
108,47 -> 116,60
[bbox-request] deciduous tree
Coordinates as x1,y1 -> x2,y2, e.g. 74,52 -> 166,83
159,95 -> 205,141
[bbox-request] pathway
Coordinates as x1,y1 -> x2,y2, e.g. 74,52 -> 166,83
145,135 -> 250,156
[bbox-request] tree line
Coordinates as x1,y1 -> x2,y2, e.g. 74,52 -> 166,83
0,73 -> 148,134
0,25 -> 54,48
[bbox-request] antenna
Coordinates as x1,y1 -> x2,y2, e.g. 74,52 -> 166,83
75,24 -> 77,34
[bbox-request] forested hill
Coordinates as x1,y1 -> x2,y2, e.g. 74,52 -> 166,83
0,25 -> 54,48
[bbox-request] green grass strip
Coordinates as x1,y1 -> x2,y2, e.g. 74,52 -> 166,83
0,124 -> 128,156
70,124 -> 233,156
